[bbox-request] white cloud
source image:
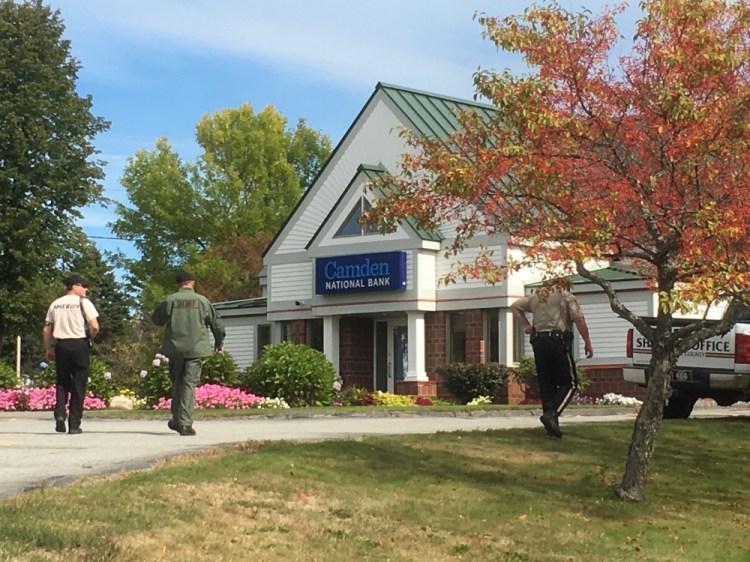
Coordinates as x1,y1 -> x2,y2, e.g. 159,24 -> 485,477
51,0 -> 506,97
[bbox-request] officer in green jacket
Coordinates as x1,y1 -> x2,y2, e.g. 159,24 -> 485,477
152,270 -> 225,436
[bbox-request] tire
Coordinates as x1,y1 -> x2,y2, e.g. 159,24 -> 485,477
663,394 -> 698,419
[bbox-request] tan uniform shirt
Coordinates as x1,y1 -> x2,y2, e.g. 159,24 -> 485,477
45,295 -> 99,339
513,289 -> 583,332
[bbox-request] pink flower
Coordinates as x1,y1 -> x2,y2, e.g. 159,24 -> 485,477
153,384 -> 264,410
0,387 -> 108,411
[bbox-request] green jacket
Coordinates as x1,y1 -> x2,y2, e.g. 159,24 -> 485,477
151,287 -> 225,359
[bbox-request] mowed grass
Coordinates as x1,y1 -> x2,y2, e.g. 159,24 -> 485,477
0,418 -> 749,561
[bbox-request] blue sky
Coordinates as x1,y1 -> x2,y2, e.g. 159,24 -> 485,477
46,0 -> 640,262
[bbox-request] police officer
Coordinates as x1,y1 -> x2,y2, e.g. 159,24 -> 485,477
152,270 -> 225,436
510,278 -> 593,438
42,274 -> 100,434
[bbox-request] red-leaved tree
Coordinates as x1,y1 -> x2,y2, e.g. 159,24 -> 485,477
366,0 -> 750,501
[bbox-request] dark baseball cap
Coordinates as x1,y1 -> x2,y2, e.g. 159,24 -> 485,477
64,274 -> 90,288
175,270 -> 195,284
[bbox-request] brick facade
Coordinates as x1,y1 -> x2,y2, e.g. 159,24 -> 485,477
339,317 -> 374,390
580,365 -> 645,400
464,309 -> 484,364
291,320 -> 307,345
425,311 -> 446,380
331,310 -> 640,404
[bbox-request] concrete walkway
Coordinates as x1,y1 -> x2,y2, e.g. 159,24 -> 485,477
0,405 -> 745,499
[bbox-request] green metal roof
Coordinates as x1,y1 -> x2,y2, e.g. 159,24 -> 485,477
377,82 -> 496,141
214,297 -> 267,311
570,265 -> 646,285
528,265 -> 647,287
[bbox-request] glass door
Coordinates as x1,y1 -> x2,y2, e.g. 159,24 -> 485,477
390,320 -> 408,386
374,319 -> 408,393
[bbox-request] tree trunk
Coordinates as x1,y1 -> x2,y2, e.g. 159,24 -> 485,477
614,353 -> 672,501
0,313 -> 5,357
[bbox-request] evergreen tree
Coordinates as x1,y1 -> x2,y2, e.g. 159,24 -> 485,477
0,0 -> 109,356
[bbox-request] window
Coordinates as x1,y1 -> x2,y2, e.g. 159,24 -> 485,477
307,318 -> 324,352
448,312 -> 466,363
335,198 -> 380,238
280,321 -> 292,342
256,324 -> 271,360
513,316 -> 526,363
484,309 -> 499,363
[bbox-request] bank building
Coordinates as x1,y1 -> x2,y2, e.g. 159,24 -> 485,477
216,83 -> 656,401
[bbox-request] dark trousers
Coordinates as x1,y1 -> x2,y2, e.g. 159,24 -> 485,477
531,333 -> 577,416
54,339 -> 90,429
168,356 -> 203,428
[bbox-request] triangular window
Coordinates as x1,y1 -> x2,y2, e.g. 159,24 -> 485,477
334,198 -> 380,238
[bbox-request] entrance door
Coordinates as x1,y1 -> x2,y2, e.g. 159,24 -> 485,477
374,319 -> 408,393
392,323 -> 408,383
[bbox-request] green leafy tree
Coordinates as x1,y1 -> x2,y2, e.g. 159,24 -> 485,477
65,236 -> 134,350
113,104 -> 331,303
114,138 -> 201,291
0,0 -> 109,358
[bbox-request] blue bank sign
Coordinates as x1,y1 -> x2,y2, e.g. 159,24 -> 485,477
316,251 -> 407,295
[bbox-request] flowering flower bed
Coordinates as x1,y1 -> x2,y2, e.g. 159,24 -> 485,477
597,393 -> 643,407
0,387 -> 107,411
152,384 -> 275,410
359,391 -> 433,407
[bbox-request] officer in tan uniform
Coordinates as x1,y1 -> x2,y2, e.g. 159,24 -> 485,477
511,278 -> 593,438
152,271 -> 225,436
42,274 -> 100,434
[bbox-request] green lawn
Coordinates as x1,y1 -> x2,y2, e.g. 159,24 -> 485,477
1,417 -> 748,561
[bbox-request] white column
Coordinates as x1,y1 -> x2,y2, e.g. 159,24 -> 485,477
271,322 -> 284,344
499,309 -> 515,366
323,316 -> 340,376
404,311 -> 428,381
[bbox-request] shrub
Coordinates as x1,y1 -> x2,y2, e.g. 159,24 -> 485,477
511,355 -> 540,399
241,341 -> 337,407
0,362 -> 18,389
201,351 -> 239,387
337,385 -> 371,406
511,355 -> 590,399
87,356 -> 116,404
139,354 -> 172,408
437,363 -> 509,405
34,361 -> 56,388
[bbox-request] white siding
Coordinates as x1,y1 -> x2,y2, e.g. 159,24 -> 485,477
417,252 -> 437,299
581,300 -> 649,359
436,243 -> 507,289
270,263 -> 312,303
223,322 -> 255,370
276,97 -> 407,255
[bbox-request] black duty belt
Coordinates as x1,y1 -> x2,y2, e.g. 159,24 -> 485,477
533,330 -> 570,339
